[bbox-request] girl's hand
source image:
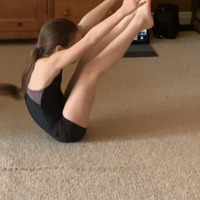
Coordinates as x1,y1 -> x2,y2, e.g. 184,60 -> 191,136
121,0 -> 146,16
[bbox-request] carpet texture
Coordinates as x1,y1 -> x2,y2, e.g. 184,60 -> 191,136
0,31 -> 200,200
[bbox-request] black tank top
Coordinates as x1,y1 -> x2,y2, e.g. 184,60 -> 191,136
24,70 -> 66,133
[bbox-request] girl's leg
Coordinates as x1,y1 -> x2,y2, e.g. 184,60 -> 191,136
64,13 -> 135,98
63,0 -> 153,128
84,0 -> 153,75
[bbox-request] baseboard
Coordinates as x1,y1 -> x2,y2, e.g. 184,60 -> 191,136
179,11 -> 192,25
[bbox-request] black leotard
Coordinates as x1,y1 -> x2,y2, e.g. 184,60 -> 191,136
24,70 -> 86,143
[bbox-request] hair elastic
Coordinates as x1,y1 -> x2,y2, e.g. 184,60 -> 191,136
36,44 -> 41,49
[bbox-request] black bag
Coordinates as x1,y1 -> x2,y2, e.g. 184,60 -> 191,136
153,3 -> 179,39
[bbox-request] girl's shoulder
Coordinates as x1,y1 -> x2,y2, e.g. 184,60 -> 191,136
35,57 -> 48,68
28,58 -> 61,91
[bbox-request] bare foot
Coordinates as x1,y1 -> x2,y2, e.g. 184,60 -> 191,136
134,0 -> 154,30
121,0 -> 148,16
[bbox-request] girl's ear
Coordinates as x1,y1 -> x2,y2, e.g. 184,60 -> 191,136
55,45 -> 64,52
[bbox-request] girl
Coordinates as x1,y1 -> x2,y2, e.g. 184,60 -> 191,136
0,0 -> 153,142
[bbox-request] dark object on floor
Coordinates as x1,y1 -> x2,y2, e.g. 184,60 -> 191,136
123,44 -> 158,58
192,0 -> 200,33
153,3 -> 179,39
179,25 -> 195,32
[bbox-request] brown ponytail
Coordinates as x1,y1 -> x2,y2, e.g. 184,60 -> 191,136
0,83 -> 22,99
0,46 -> 43,99
0,18 -> 78,100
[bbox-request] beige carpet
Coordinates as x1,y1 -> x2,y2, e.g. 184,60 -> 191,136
0,31 -> 200,200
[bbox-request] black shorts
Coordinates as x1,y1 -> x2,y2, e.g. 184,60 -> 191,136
53,117 -> 86,143
25,93 -> 86,143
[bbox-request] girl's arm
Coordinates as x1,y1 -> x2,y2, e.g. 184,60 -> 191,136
80,12 -> 136,64
78,0 -> 122,37
46,0 -> 146,72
